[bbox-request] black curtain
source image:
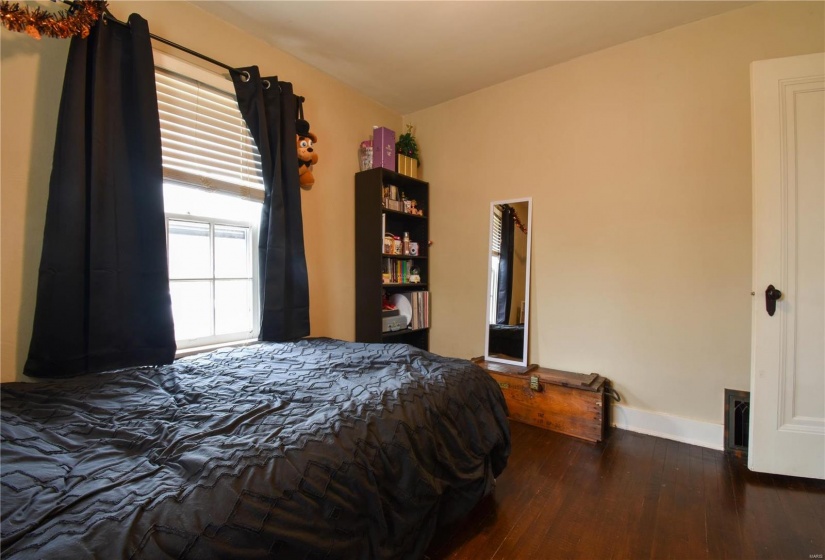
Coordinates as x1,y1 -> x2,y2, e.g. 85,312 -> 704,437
24,15 -> 176,378
496,205 -> 515,325
232,70 -> 310,341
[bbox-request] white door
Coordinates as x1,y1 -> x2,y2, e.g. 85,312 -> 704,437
750,53 -> 824,479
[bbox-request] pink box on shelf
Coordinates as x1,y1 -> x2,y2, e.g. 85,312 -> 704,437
372,127 -> 396,171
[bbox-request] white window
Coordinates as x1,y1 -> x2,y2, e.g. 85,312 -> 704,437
154,52 -> 263,349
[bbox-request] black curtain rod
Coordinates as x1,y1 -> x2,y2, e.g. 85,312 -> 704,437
62,0 -> 241,76
132,22 -> 241,76
62,0 -> 305,100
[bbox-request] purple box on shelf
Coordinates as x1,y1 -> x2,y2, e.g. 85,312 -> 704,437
372,127 -> 396,171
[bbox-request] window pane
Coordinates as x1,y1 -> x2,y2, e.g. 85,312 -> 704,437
215,279 -> 253,335
215,225 -> 250,278
170,280 -> 213,340
168,220 -> 211,279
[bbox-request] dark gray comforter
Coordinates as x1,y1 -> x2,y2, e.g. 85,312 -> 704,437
1,339 -> 510,559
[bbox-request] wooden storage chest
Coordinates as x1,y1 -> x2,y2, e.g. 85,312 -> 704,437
476,360 -> 610,443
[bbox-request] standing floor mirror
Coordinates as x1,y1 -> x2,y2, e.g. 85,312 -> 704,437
484,198 -> 532,368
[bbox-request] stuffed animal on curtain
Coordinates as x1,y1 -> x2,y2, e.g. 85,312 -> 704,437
296,119 -> 318,187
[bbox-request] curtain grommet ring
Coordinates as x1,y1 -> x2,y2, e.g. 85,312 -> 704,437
262,79 -> 271,90
241,70 -> 251,83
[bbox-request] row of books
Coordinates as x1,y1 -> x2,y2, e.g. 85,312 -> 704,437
383,184 -> 400,200
383,197 -> 404,212
397,291 -> 430,330
382,258 -> 420,284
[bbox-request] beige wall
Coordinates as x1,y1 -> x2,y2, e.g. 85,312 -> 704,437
408,2 -> 824,424
0,1 -> 401,382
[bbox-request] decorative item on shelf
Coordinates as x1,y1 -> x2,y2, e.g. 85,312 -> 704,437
381,293 -> 406,331
409,242 -> 419,256
383,314 -> 407,332
397,155 -> 417,178
359,140 -> 373,171
372,126 -> 395,171
296,102 -> 318,188
402,232 -> 410,255
389,293 -> 413,328
409,267 -> 421,283
408,199 -> 423,216
395,124 -> 420,179
383,234 -> 394,254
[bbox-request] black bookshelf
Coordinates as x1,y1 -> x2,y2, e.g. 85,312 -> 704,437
355,167 -> 430,351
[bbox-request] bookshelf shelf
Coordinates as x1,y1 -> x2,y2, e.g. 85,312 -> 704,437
382,327 -> 430,338
382,254 -> 428,260
355,167 -> 430,351
383,208 -> 427,220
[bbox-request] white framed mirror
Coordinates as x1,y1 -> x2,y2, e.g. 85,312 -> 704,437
484,198 -> 532,367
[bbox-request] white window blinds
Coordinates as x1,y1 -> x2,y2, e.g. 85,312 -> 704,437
491,207 -> 503,255
155,67 -> 264,201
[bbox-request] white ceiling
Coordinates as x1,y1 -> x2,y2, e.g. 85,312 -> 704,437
194,1 -> 750,114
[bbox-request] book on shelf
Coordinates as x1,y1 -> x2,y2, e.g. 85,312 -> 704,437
382,258 -> 417,284
383,184 -> 399,201
383,198 -> 403,212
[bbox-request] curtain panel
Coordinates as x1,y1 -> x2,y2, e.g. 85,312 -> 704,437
495,205 -> 515,325
232,69 -> 310,341
24,15 -> 176,378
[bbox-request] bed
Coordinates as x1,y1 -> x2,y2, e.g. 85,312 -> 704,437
1,338 -> 510,559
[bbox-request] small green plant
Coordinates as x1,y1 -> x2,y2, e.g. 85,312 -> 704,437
396,124 -> 420,164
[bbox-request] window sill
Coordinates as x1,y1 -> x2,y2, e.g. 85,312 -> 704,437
176,338 -> 260,359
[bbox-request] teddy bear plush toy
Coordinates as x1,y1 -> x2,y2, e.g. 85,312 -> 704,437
296,119 -> 318,187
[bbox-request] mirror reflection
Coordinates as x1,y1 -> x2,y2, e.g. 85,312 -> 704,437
485,199 -> 532,366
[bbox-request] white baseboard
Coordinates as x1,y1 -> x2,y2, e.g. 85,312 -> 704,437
612,404 -> 724,451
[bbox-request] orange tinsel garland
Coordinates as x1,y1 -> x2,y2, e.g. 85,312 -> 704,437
0,0 -> 107,40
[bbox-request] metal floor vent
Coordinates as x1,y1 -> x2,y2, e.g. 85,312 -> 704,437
724,389 -> 750,455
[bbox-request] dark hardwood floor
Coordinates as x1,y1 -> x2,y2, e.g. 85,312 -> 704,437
427,421 -> 825,560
